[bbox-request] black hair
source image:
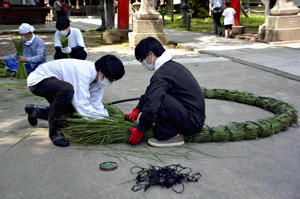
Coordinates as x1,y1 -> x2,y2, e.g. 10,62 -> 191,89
225,1 -> 231,7
56,16 -> 70,30
95,55 -> 125,81
135,37 -> 165,62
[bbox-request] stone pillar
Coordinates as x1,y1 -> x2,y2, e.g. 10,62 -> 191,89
270,0 -> 300,15
259,0 -> 300,42
128,0 -> 168,48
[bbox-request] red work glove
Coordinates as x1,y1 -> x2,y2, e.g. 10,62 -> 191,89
128,128 -> 143,145
125,108 -> 140,122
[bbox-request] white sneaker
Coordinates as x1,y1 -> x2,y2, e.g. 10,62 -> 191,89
148,134 -> 184,147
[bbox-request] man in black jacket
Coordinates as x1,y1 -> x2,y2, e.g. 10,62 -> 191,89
125,37 -> 205,147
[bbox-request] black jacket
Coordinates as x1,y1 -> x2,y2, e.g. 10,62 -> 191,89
137,60 -> 205,132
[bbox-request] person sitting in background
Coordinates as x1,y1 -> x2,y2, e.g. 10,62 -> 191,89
54,16 -> 87,60
0,23 -> 46,75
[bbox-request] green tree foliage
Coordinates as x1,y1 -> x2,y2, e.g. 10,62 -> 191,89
189,0 -> 209,17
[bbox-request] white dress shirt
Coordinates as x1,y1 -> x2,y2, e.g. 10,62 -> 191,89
27,59 -> 108,119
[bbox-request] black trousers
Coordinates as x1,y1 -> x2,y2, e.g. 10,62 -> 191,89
154,95 -> 204,141
54,48 -> 87,60
212,11 -> 223,36
29,77 -> 74,136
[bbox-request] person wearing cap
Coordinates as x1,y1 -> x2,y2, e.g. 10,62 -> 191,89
54,16 -> 87,60
125,37 -> 206,147
0,23 -> 46,74
25,55 -> 125,147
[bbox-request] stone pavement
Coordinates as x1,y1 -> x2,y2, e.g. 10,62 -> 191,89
165,29 -> 300,81
0,17 -> 300,199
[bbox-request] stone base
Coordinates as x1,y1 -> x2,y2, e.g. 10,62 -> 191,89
133,19 -> 164,33
232,26 -> 245,35
135,13 -> 160,20
128,32 -> 168,48
260,28 -> 300,42
259,15 -> 300,42
266,15 -> 300,29
102,29 -> 129,44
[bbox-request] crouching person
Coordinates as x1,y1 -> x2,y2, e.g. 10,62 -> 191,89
54,16 -> 87,60
0,23 -> 46,74
125,37 -> 205,147
25,56 -> 125,147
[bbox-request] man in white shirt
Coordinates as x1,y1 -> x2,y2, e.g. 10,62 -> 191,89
54,16 -> 88,60
25,55 -> 125,147
209,0 -> 225,37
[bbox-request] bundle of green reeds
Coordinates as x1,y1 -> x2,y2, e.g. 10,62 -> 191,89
12,37 -> 27,79
60,37 -> 70,58
0,61 -> 7,78
62,105 -> 154,145
62,88 -> 298,145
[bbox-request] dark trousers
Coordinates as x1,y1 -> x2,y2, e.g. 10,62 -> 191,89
54,48 -> 87,60
29,77 -> 74,136
154,95 -> 204,141
212,11 -> 223,36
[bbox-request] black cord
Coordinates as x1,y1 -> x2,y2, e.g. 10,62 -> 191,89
107,97 -> 140,105
131,164 -> 201,194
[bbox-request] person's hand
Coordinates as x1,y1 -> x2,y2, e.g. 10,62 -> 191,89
128,128 -> 143,145
18,56 -> 28,62
0,57 -> 3,61
61,47 -> 71,54
125,108 -> 140,122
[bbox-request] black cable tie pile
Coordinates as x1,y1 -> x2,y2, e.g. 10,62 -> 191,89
130,164 -> 201,193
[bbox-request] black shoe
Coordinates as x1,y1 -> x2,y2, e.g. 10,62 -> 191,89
25,104 -> 38,126
219,30 -> 223,37
50,132 -> 70,147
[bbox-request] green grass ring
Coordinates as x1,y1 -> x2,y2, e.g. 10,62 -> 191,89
62,88 -> 298,145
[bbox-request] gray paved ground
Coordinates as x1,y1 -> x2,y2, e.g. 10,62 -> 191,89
0,17 -> 300,199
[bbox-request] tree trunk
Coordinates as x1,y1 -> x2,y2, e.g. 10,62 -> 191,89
166,0 -> 174,22
104,0 -> 115,30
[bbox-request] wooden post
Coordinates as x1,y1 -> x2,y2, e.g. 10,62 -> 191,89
118,0 -> 129,29
231,0 -> 241,26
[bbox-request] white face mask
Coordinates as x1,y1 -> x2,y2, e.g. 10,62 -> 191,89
142,61 -> 155,71
24,33 -> 35,46
60,29 -> 69,37
98,77 -> 112,87
142,55 -> 155,71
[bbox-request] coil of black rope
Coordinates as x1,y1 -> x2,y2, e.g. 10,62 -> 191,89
130,164 -> 201,193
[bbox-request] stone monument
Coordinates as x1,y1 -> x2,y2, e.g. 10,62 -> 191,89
259,0 -> 300,42
128,0 -> 168,48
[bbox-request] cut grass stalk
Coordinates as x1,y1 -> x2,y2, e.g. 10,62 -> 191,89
60,37 -> 71,58
12,37 -> 28,80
